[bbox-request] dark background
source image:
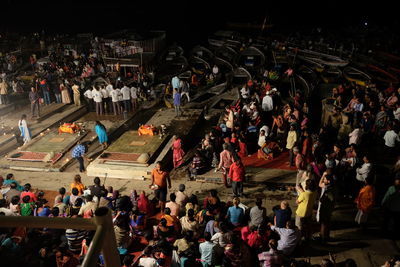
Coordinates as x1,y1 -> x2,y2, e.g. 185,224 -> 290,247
1,0 -> 398,47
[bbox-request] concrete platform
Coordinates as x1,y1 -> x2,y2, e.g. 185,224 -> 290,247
0,110 -> 129,172
0,104 -> 87,157
87,108 -> 204,180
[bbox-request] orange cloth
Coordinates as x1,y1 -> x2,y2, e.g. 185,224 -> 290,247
70,182 -> 85,195
152,169 -> 168,188
138,125 -> 156,136
59,123 -> 79,134
355,185 -> 375,213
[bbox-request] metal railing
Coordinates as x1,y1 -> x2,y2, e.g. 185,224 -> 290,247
0,207 -> 120,267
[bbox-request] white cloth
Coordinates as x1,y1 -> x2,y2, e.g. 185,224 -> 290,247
138,257 -> 158,267
349,128 -> 362,145
106,84 -> 113,94
356,162 -> 372,182
18,119 -> 31,144
92,90 -> 103,103
258,134 -> 266,148
260,125 -> 270,136
83,89 -> 93,99
100,88 -> 109,98
261,95 -> 273,112
110,89 -> 120,102
130,87 -> 138,99
394,107 -> 400,121
121,86 -> 131,100
240,87 -> 250,99
383,130 -> 400,148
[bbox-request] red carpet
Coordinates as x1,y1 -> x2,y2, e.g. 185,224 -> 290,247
241,151 -> 296,171
7,151 -> 63,164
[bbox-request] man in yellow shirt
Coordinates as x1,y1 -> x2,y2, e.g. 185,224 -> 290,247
295,179 -> 317,241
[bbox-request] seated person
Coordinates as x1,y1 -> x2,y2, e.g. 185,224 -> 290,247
273,201 -> 292,228
187,151 -> 205,180
257,137 -> 282,160
226,197 -> 244,227
268,220 -> 301,255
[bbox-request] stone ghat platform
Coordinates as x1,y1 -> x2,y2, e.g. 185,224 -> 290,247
87,108 -> 204,180
0,112 -> 128,172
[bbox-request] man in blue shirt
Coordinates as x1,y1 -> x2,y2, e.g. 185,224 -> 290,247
72,142 -> 87,173
226,197 -> 244,227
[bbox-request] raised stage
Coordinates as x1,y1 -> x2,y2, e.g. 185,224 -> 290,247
87,108 -> 204,180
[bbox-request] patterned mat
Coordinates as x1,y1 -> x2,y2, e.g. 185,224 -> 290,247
7,151 -> 63,164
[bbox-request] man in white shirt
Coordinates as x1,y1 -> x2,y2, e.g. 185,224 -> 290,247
110,88 -> 121,115
120,84 -> 131,112
262,91 -> 274,112
92,87 -> 103,116
83,87 -> 93,111
100,86 -> 110,114
383,126 -> 400,157
130,84 -> 138,110
356,155 -> 372,182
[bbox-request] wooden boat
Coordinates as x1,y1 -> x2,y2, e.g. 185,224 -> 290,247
298,56 -> 324,72
214,45 -> 238,64
188,56 -> 211,75
161,45 -> 184,62
190,45 -> 214,64
232,67 -> 251,85
208,30 -> 243,50
320,66 -> 342,84
155,56 -> 188,83
289,47 -> 349,67
366,64 -> 399,85
343,66 -> 371,86
235,46 -> 266,72
296,65 -> 318,91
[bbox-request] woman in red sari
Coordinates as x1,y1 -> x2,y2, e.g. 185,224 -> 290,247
172,135 -> 185,168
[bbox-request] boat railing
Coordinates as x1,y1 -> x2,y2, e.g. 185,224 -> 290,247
0,207 -> 120,267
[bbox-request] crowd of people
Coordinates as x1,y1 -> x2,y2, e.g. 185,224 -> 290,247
1,34 -> 400,267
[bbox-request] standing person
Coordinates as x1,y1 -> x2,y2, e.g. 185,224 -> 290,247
180,79 -> 190,103
83,86 -> 93,111
381,178 -> 400,238
100,85 -> 110,114
130,84 -> 138,111
95,121 -> 108,149
217,143 -> 234,188
110,87 -> 121,115
354,176 -> 375,227
53,82 -> 62,104
0,78 -> 8,105
120,84 -> 131,112
316,173 -> 335,243
18,114 -> 31,145
71,142 -> 87,173
150,161 -> 171,213
171,75 -> 180,90
286,125 -> 297,167
29,87 -> 40,118
72,82 -> 81,106
172,135 -> 185,168
60,82 -> 71,104
92,87 -> 103,116
294,147 -> 306,187
40,79 -> 51,105
173,88 -> 182,117
229,158 -> 245,198
295,179 -> 317,241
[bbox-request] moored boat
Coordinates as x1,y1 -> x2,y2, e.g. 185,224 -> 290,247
343,66 -> 371,86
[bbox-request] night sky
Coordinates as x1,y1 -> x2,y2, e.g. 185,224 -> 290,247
1,0 -> 397,46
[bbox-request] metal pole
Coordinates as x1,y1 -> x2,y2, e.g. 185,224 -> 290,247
81,225 -> 106,267
94,207 -> 121,267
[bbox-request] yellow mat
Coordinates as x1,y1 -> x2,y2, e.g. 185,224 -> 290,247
49,137 -> 65,143
129,141 -> 147,146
